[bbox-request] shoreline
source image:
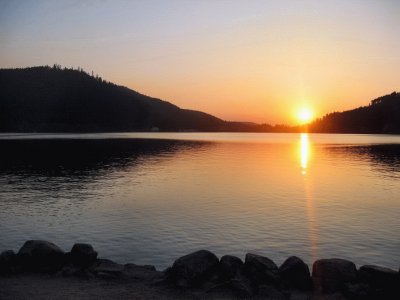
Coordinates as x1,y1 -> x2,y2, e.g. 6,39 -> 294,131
1,240 -> 399,299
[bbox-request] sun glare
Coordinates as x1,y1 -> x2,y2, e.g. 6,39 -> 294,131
297,108 -> 313,124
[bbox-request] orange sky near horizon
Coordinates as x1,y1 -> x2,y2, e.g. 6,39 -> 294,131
1,0 -> 399,125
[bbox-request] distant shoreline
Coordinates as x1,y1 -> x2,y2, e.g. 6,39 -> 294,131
1,67 -> 399,134
1,131 -> 400,136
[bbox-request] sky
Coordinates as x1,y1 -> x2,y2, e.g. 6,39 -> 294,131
0,0 -> 399,124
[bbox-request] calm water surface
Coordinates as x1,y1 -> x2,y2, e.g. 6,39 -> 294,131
0,133 -> 399,269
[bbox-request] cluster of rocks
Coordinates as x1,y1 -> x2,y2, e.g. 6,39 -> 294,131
166,250 -> 399,299
0,240 -> 159,282
1,240 -> 399,299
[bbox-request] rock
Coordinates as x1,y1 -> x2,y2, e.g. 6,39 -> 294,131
359,265 -> 398,287
96,271 -> 119,279
69,243 -> 98,267
206,277 -> 253,298
312,258 -> 357,293
169,250 -> 219,287
0,250 -> 17,275
343,283 -> 371,300
123,263 -> 162,281
91,259 -> 124,278
244,253 -> 279,285
219,255 -> 244,279
59,264 -> 81,277
17,240 -> 65,272
257,285 -> 288,299
59,265 -> 94,279
358,265 -> 399,298
125,263 -> 156,271
278,256 -> 312,291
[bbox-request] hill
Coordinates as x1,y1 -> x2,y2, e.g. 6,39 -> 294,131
0,66 -> 229,132
309,92 -> 400,133
1,66 -> 398,134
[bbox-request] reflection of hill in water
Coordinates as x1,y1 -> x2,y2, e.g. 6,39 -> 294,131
327,144 -> 400,177
0,139 -> 210,208
0,138 -> 208,177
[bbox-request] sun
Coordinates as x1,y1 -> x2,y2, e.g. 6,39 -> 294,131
297,107 -> 313,124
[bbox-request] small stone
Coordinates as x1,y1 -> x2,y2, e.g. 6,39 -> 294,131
91,259 -> 124,277
60,265 -> 93,279
96,271 -> 118,279
60,265 -> 80,277
123,263 -> 162,280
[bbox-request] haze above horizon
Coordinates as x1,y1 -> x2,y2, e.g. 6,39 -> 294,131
1,0 -> 399,124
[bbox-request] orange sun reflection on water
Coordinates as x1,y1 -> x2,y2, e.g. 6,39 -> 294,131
300,133 -> 310,175
298,133 -> 319,261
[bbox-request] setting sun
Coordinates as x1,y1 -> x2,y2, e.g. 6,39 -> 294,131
297,108 -> 313,124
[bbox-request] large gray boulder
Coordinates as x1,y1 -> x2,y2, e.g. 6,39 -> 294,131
243,253 -> 279,285
279,256 -> 312,290
219,255 -> 243,279
17,240 -> 65,272
312,258 -> 357,293
69,243 -> 98,267
169,250 -> 219,287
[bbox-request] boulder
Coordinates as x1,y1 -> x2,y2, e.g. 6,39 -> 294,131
358,265 -> 399,298
278,256 -> 312,290
359,265 -> 398,287
343,283 -> 372,300
206,277 -> 253,298
69,243 -> 98,267
17,240 -> 65,272
219,255 -> 243,279
243,253 -> 279,285
0,250 -> 17,275
312,258 -> 357,293
257,285 -> 288,299
169,250 -> 219,287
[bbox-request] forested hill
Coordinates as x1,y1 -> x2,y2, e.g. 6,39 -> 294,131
309,92 -> 400,134
0,66 -> 227,132
1,66 -> 399,133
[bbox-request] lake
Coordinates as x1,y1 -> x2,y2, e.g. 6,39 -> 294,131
0,133 -> 399,270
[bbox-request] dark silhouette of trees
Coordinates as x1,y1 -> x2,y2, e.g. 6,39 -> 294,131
309,92 -> 400,133
0,66 -> 224,132
0,66 -> 398,133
